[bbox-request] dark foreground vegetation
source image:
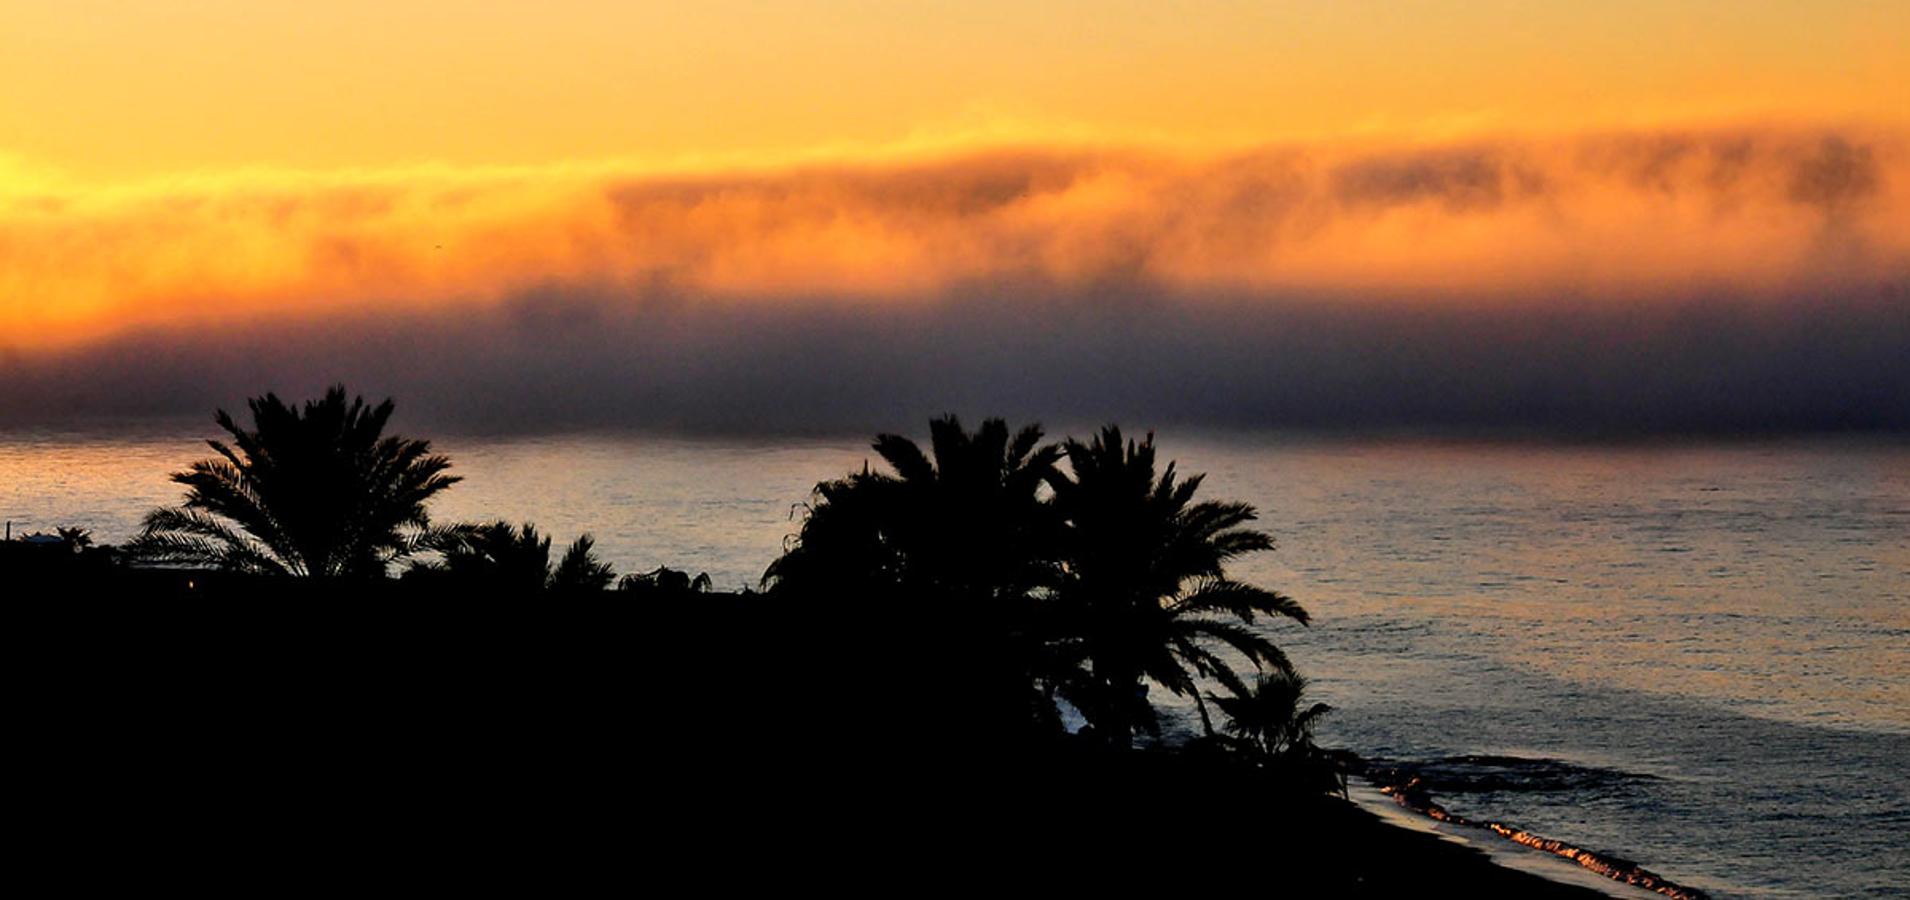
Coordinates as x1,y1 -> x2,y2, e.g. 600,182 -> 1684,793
5,387 -> 1605,895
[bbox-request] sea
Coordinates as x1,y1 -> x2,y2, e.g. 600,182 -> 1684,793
4,422 -> 1906,897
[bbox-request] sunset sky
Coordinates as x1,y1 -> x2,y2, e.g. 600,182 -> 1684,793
2,2 -> 1906,430
7,2 -> 1907,177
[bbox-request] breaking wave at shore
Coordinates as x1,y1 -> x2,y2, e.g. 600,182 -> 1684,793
1367,755 -> 1709,899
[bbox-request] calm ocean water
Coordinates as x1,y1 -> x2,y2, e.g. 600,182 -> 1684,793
4,422 -> 1906,897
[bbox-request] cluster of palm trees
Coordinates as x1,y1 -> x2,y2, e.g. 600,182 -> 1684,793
126,387 -> 708,595
764,415 -> 1332,767
124,386 -> 1333,777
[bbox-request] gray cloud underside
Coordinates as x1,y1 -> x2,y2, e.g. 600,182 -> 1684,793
5,280 -> 1905,436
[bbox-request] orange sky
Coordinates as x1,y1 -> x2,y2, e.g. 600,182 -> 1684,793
2,2 -> 1907,350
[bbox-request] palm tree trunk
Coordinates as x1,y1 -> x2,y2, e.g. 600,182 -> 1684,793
1191,688 -> 1215,738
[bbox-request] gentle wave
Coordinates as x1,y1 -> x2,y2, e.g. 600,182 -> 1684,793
1368,755 -> 1709,900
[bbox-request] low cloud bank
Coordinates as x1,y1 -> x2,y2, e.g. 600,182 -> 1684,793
4,280 -> 1904,435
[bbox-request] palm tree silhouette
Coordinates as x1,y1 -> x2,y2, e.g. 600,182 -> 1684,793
1048,426 -> 1308,747
765,415 -> 1061,601
128,386 -> 459,577
550,533 -> 617,592
1207,667 -> 1332,759
764,415 -> 1068,741
407,521 -> 616,593
54,527 -> 94,550
1208,667 -> 1343,794
618,566 -> 713,595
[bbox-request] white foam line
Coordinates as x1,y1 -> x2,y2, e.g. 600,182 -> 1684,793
1346,780 -> 1660,898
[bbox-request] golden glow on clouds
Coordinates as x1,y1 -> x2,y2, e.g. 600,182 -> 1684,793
5,131 -> 1906,349
2,3 -> 1906,349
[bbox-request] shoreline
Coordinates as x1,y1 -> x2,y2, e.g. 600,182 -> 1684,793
1366,769 -> 1712,899
1359,752 -> 1719,900
1348,780 -> 1662,898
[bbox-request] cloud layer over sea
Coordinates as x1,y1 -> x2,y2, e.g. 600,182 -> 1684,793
4,127 -> 1905,432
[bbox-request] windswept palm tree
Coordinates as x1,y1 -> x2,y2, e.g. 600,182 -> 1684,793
406,521 -> 616,593
128,386 -> 459,577
1048,425 -> 1308,747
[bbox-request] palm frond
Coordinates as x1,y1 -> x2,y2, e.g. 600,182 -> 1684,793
131,507 -> 290,575
1174,618 -> 1295,676
1174,579 -> 1310,627
873,433 -> 936,485
552,534 -> 616,591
